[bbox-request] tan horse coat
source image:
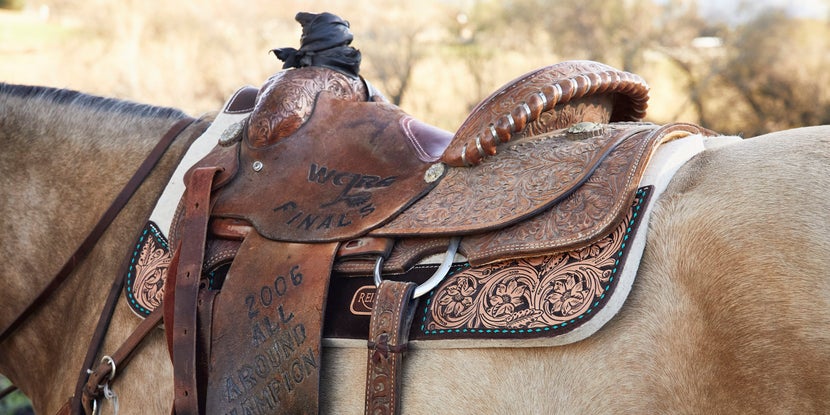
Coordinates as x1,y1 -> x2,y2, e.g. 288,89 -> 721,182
1,85 -> 828,414
0,85 -> 210,413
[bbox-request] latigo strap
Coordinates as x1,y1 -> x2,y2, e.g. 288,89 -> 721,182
365,280 -> 418,415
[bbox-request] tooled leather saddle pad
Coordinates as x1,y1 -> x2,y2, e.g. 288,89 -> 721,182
142,60 -> 716,414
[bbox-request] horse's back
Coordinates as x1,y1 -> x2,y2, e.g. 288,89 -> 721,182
321,126 -> 830,414
631,126 -> 830,412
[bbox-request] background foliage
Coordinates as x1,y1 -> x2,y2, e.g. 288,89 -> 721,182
1,0 -> 828,136
0,0 -> 828,412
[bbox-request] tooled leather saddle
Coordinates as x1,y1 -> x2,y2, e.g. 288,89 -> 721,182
143,14 -> 717,414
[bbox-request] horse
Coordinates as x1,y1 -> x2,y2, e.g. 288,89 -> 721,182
1,80 -> 829,415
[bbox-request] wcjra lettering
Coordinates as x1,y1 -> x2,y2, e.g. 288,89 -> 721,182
307,163 -> 396,209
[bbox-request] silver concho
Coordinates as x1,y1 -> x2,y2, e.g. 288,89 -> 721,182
566,121 -> 604,140
424,163 -> 446,183
218,120 -> 245,147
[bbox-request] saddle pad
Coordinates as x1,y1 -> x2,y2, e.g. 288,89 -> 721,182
124,87 -> 255,317
324,133 -> 737,348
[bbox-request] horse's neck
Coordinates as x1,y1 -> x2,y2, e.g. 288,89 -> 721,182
0,92 -> 200,413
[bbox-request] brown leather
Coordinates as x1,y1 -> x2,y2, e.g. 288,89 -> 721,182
329,123 -> 711,268
195,288 -> 218,410
82,307 -> 164,414
400,116 -> 455,162
55,399 -> 71,415
324,186 -> 653,342
374,123 -> 650,236
150,61 -> 712,415
419,187 -> 652,339
336,236 -> 396,261
204,233 -> 338,414
335,237 -> 453,275
441,60 -> 649,166
211,92 -> 450,242
163,243 -> 180,358
224,86 -> 260,114
365,280 -> 418,415
247,66 -> 368,147
171,167 -> 221,414
458,123 -> 711,263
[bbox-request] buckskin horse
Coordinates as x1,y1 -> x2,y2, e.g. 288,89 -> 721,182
1,32 -> 829,415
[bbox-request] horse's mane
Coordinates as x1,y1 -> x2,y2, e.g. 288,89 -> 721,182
0,82 -> 188,120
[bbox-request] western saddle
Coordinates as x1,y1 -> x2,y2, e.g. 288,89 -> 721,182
82,12 -> 717,415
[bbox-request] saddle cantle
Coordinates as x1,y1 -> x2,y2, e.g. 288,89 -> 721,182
442,60 -> 649,167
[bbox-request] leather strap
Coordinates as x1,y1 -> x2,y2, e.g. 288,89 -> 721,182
365,280 -> 418,415
81,307 -> 164,413
0,117 -> 196,346
0,385 -> 18,401
195,289 -> 219,408
171,166 -> 221,414
55,399 -> 71,415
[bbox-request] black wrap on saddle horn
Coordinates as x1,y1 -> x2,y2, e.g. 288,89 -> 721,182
271,12 -> 362,78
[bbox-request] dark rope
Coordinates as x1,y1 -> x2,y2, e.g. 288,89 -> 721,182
271,12 -> 361,78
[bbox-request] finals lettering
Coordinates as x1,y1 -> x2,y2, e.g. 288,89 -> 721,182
272,163 -> 397,230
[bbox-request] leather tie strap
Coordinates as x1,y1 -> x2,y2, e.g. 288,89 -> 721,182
365,280 -> 418,415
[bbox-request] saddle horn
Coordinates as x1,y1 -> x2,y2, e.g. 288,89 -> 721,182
247,11 -> 369,149
245,67 -> 369,148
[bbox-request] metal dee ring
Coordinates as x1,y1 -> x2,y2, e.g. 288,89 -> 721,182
373,237 -> 461,299
101,356 -> 116,381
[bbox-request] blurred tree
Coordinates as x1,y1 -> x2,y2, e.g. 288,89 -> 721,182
715,9 -> 830,135
357,16 -> 426,106
1,0 -> 827,136
0,0 -> 24,10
